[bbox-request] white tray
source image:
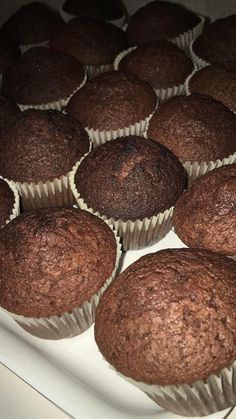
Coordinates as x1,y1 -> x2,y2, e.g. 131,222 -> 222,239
0,230 -> 234,419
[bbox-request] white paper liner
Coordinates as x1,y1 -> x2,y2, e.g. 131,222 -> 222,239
85,63 -> 113,79
182,151 -> 236,182
20,40 -> 49,53
170,15 -> 205,54
69,158 -> 173,250
84,99 -> 158,147
17,71 -> 87,111
7,224 -> 122,340
0,176 -> 20,227
116,359 -> 236,417
189,39 -> 210,69
114,46 -> 195,102
184,63 -> 208,96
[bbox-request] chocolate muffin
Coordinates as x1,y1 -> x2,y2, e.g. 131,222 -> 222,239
116,40 -> 194,98
0,109 -> 90,209
95,247 -> 236,416
126,1 -> 201,46
66,70 -> 156,144
62,0 -> 127,21
187,64 -> 236,113
2,47 -> 86,110
1,1 -> 65,47
147,93 -> 236,161
0,207 -> 119,338
0,94 -> 21,136
0,37 -> 20,76
191,15 -> 236,66
50,18 -> 127,77
0,178 -> 19,227
173,164 -> 236,256
70,136 -> 187,249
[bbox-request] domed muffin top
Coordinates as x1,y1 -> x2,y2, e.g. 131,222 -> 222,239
0,109 -> 90,183
0,94 -> 21,135
95,248 -> 236,385
62,0 -> 126,21
0,207 -> 117,317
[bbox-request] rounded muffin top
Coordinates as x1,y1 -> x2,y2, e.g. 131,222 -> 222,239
173,164 -> 236,255
117,40 -> 194,89
147,93 -> 236,161
2,47 -> 85,105
74,135 -> 187,220
192,15 -> 236,65
50,18 -> 128,66
0,207 -> 117,317
0,94 -> 21,135
66,70 -> 157,131
0,37 -> 20,75
62,0 -> 126,21
0,178 -> 15,226
95,248 -> 236,385
0,109 -> 90,183
1,1 -> 65,45
126,1 -> 200,46
188,64 -> 236,113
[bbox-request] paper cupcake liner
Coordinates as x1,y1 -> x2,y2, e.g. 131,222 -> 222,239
85,99 -> 158,147
170,15 -> 205,54
189,39 -> 210,69
118,359 -> 236,417
7,226 -> 122,339
182,151 -> 236,183
0,176 -> 20,227
85,63 -> 113,79
114,47 -> 195,102
12,172 -> 74,210
20,40 -> 49,53
69,158 -> 173,250
184,63 -> 209,96
17,71 -> 87,111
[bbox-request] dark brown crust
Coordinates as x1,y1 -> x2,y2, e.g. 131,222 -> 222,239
0,207 -> 117,317
66,71 -> 156,131
0,109 -> 90,183
62,0 -> 126,20
0,38 -> 20,75
118,40 -> 193,89
193,16 -> 236,65
1,2 -> 65,45
75,136 -> 187,220
188,64 -> 236,113
147,93 -> 236,161
0,94 -> 21,135
126,1 -> 200,46
0,179 -> 14,226
2,47 -> 85,105
173,164 -> 236,255
95,248 -> 236,385
50,18 -> 127,66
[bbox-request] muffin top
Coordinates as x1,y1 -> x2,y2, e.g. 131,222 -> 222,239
0,109 -> 90,183
0,207 -> 117,318
2,47 -> 85,105
0,37 -> 20,75
173,164 -> 236,256
50,18 -> 128,66
188,64 -> 236,113
192,15 -> 236,65
0,178 -> 15,227
66,70 -> 156,131
117,40 -> 194,90
126,1 -> 200,46
1,1 -> 65,45
0,94 -> 21,136
74,136 -> 187,220
62,0 -> 126,21
147,93 -> 236,161
95,248 -> 236,385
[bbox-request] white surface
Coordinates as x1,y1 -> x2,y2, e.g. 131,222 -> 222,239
0,231 -> 235,419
